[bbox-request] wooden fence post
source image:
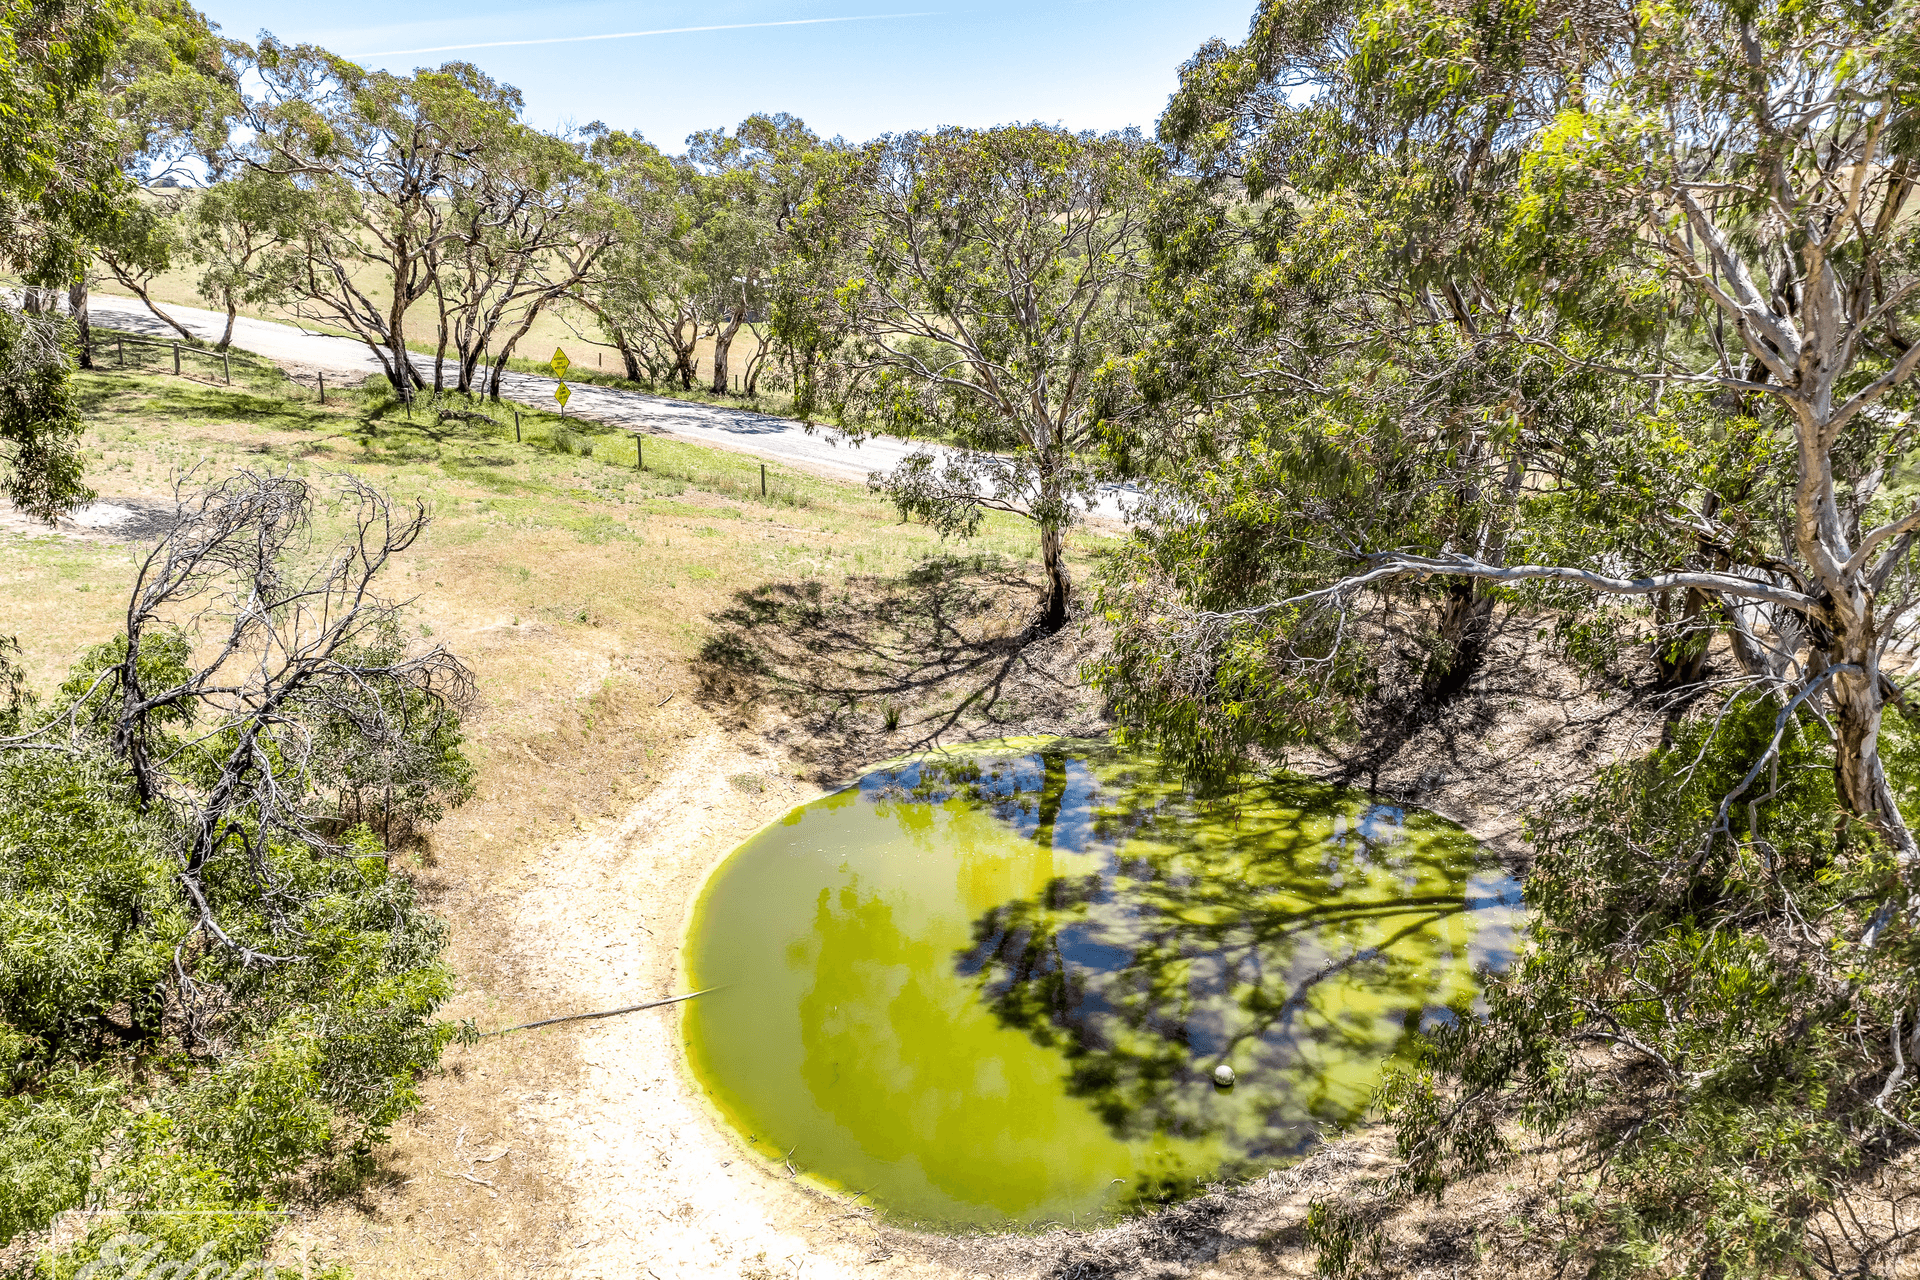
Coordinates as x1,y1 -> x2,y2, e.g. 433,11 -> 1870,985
222,351 -> 231,384
172,343 -> 181,376
761,463 -> 766,497
318,373 -> 325,405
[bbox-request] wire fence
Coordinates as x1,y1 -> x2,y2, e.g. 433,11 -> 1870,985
90,328 -> 346,403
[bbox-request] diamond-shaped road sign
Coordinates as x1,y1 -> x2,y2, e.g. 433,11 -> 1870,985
550,348 -> 571,378
554,382 -> 571,408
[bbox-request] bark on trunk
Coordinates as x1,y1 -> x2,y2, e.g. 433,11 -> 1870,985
711,305 -> 745,395
432,278 -> 449,394
1824,608 -> 1914,858
114,277 -> 194,341
1652,588 -> 1713,689
388,262 -> 415,402
1424,577 -> 1496,699
489,311 -> 544,400
68,277 -> 92,370
676,323 -> 696,390
582,301 -> 646,383
1037,521 -> 1071,636
616,336 -> 644,383
216,293 -> 237,352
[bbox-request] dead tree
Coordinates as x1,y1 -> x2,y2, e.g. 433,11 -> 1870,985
5,470 -> 473,1033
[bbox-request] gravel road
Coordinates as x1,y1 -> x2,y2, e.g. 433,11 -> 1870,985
83,293 -> 1136,519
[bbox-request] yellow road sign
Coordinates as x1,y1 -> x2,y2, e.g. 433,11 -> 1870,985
550,348 -> 571,377
554,382 -> 571,408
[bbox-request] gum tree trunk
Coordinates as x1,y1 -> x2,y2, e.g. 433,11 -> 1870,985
68,276 -> 92,370
1038,521 -> 1071,635
710,300 -> 745,395
387,272 -> 414,402
1424,578 -> 1496,699
216,292 -> 238,352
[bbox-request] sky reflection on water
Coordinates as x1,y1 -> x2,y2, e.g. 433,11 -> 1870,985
683,740 -> 1521,1228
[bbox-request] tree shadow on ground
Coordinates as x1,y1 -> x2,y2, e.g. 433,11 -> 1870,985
694,552 -> 1109,781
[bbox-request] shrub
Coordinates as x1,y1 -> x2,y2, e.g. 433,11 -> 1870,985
1337,694 -> 1920,1277
0,473 -> 474,1272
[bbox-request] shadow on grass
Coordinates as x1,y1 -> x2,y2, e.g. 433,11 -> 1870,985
694,552 -> 1107,779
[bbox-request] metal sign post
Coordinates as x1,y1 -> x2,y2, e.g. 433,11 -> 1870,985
552,347 -> 572,419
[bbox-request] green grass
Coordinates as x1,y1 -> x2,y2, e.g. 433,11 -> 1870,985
20,340 -> 1070,677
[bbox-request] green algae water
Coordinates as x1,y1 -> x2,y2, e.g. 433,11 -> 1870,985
682,739 -> 1520,1230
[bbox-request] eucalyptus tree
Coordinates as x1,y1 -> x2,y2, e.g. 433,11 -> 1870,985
186,168 -> 304,351
0,0 -> 231,517
435,123 -> 609,398
1122,0 -> 1920,851
575,129 -> 681,385
1103,0 -> 1920,1270
0,0 -> 143,519
246,45 -> 520,401
685,113 -> 830,396
94,190 -> 194,338
810,124 -> 1157,634
82,0 -> 242,355
0,472 -> 475,1264
582,137 -> 702,389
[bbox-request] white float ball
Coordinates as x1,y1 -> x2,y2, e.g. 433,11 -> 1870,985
1214,1064 -> 1235,1086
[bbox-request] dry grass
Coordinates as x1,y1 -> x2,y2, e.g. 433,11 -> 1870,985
11,351 -> 1838,1280
0,349 -> 1090,1280
12,345 -> 1075,935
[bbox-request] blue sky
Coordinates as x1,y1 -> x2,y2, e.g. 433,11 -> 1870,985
203,0 -> 1256,150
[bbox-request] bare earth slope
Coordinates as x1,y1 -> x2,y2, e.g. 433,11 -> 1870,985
4,352 -> 1667,1280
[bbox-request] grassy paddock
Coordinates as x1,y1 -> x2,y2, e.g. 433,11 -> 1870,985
10,340 -> 1083,777
0,307 -> 1119,1280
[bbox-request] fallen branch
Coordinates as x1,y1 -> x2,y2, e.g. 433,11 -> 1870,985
479,988 -> 720,1038
435,1170 -> 494,1188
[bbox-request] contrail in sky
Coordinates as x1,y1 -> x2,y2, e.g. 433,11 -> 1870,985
363,12 -> 936,57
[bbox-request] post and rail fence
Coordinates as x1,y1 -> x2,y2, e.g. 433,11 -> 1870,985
98,327 -> 342,404
106,332 -> 233,386
91,328 -> 797,506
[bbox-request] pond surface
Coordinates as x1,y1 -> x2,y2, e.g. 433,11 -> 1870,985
682,739 -> 1520,1229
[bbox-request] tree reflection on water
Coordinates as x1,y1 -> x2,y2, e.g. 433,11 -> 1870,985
890,745 -> 1518,1206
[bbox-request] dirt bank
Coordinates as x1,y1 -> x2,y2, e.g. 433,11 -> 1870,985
289,602 -> 1663,1280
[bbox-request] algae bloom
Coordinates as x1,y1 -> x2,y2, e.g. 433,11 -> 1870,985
683,739 -> 1520,1229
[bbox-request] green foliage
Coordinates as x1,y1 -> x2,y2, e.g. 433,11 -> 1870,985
305,621 -> 477,840
0,306 -> 91,522
0,736 -> 460,1266
1304,1202 -> 1383,1279
0,0 -> 128,284
0,0 -> 235,523
1356,696 -> 1920,1276
1116,0 -> 1920,1269
56,628 -> 196,737
0,753 -> 180,1049
0,478 -> 473,1272
0,1045 -> 121,1246
0,636 -> 37,735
